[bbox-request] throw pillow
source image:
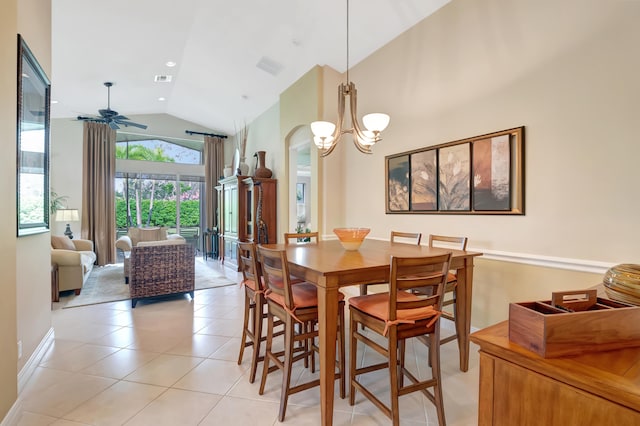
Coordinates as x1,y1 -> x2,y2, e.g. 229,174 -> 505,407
51,235 -> 75,250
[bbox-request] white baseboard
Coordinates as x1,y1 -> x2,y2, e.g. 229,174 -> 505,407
1,328 -> 56,426
17,327 -> 55,395
0,400 -> 22,426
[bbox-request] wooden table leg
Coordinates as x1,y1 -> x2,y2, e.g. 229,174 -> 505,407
316,277 -> 339,426
454,260 -> 474,372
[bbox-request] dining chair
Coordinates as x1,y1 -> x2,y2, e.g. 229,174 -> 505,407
348,252 -> 452,426
284,231 -> 319,244
257,245 -> 346,422
429,234 -> 468,345
236,241 -> 268,383
359,230 -> 422,296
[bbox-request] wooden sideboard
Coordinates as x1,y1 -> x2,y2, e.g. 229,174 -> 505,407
470,321 -> 640,425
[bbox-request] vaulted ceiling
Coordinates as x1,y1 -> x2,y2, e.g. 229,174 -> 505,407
51,0 -> 449,135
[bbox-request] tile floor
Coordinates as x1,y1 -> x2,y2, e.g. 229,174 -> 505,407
16,259 -> 480,426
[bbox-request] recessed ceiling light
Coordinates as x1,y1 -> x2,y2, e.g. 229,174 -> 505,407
158,97 -> 166,101
165,61 -> 176,67
154,75 -> 173,83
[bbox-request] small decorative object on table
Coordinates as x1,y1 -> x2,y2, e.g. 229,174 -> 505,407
254,150 -> 272,178
333,227 -> 370,251
603,263 -> 640,305
508,289 -> 640,358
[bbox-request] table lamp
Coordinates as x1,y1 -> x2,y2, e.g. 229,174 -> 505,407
55,209 -> 79,239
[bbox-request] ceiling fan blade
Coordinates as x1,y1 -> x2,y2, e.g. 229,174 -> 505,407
77,115 -> 106,122
112,115 -> 129,121
116,120 -> 148,130
108,121 -> 120,130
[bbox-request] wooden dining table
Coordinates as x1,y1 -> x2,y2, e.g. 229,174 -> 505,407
261,238 -> 482,426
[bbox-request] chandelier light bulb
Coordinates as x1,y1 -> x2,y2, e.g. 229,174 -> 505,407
362,113 -> 390,133
311,121 -> 336,138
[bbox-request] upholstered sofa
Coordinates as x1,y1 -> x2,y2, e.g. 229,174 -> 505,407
115,227 -> 185,283
129,243 -> 195,308
51,236 -> 96,295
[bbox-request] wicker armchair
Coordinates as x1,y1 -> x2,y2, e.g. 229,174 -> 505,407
129,243 -> 195,308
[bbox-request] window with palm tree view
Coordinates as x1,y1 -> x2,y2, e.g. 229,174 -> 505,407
115,137 -> 204,251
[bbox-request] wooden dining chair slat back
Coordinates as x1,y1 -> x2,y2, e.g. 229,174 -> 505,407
359,230 -> 423,297
428,234 -> 468,346
348,252 -> 453,426
284,231 -> 319,244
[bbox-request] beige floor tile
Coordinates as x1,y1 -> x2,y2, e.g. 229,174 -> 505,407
124,388 -> 222,426
125,329 -> 190,353
40,344 -> 120,373
197,318 -> 243,337
39,340 -> 86,365
281,404 -> 355,426
123,354 -> 204,387
198,395 -> 279,426
88,326 -> 137,348
16,411 -> 59,426
62,380 -> 166,425
207,336 -> 242,361
51,322 -> 123,343
20,372 -> 116,418
50,420 -> 93,425
80,348 -> 160,379
173,359 -> 246,395
166,334 -> 232,358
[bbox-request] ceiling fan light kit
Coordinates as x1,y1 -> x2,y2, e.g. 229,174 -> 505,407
76,82 -> 147,130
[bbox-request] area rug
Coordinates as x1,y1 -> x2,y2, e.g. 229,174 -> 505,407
61,260 -> 237,308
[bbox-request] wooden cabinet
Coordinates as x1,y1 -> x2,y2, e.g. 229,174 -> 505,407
217,175 -> 277,270
470,321 -> 640,426
242,177 -> 277,245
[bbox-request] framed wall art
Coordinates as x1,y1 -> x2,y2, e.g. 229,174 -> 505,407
17,34 -> 51,236
385,126 -> 524,215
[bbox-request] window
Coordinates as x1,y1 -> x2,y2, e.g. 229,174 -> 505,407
115,137 -> 205,251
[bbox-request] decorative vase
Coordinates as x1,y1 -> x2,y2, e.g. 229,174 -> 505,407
254,151 -> 272,178
223,165 -> 233,177
238,158 -> 250,176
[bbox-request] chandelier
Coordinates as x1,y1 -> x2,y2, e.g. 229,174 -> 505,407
310,0 -> 390,157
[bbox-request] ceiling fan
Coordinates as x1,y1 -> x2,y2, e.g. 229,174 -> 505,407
77,82 -> 147,130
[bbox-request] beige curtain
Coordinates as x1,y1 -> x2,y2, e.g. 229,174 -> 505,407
82,122 -> 116,265
204,136 -> 225,230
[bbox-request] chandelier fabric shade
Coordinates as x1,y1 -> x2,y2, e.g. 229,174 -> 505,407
311,0 -> 390,157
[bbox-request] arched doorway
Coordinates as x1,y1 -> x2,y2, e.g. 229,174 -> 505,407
287,126 -> 319,235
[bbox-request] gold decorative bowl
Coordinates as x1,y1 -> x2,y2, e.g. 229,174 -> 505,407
333,228 -> 370,251
603,263 -> 640,305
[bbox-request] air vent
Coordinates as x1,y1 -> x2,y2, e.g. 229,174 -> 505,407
154,75 -> 173,83
256,56 -> 283,76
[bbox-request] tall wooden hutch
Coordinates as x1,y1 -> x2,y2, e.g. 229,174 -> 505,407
217,175 -> 277,270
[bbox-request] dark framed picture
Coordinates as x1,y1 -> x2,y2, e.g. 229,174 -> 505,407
385,126 -> 524,215
17,34 -> 51,236
386,154 -> 410,212
410,149 -> 437,211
